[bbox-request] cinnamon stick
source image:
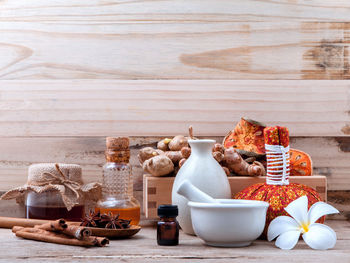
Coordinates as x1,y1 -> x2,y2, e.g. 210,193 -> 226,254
12,226 -> 24,233
0,216 -> 84,229
7,217 -> 110,247
89,236 -> 109,247
35,219 -> 67,232
62,225 -> 91,240
15,229 -> 100,247
35,219 -> 91,240
12,220 -> 109,247
0,216 -> 51,229
14,227 -> 108,247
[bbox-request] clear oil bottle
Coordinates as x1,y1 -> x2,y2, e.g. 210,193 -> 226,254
95,137 -> 140,225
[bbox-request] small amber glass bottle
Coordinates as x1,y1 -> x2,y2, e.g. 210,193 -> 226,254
157,205 -> 179,246
95,137 -> 140,225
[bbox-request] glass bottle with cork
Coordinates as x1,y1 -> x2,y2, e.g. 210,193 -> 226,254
95,137 -> 140,225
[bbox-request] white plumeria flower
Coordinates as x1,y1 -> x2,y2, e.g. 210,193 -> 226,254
267,195 -> 339,250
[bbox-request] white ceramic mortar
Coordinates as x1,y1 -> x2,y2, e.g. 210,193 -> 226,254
188,199 -> 269,247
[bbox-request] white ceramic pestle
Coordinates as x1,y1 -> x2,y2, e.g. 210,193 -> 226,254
176,180 -> 218,203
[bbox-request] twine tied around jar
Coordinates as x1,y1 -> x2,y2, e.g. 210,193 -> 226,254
0,163 -> 101,211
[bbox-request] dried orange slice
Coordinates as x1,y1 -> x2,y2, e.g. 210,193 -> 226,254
290,149 -> 313,176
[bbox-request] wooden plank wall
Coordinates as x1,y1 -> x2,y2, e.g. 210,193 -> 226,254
0,0 -> 350,218
0,0 -> 350,79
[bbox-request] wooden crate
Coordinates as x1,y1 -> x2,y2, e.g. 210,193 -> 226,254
143,174 -> 327,219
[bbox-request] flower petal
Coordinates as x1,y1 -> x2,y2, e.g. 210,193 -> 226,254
275,230 -> 300,250
302,223 -> 337,250
284,195 -> 308,225
267,216 -> 299,241
308,202 -> 339,224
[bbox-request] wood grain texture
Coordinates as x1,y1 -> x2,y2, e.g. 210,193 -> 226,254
0,80 -> 349,137
0,0 -> 350,218
0,221 -> 349,262
0,136 -> 349,191
0,0 -> 349,79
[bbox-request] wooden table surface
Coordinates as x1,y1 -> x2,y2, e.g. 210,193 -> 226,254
0,220 -> 349,262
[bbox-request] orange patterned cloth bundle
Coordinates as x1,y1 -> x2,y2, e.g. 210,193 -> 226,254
223,118 -> 266,155
264,126 -> 289,147
235,126 -> 323,235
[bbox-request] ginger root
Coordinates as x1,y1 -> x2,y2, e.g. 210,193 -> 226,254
223,148 -> 265,176
142,155 -> 174,177
138,147 -> 164,164
180,147 -> 191,159
139,136 -> 188,176
140,127 -> 267,178
179,158 -> 187,168
168,135 -> 188,151
164,151 -> 183,164
157,138 -> 172,151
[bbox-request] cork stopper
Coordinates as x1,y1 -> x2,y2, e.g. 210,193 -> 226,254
106,137 -> 129,150
105,137 -> 130,163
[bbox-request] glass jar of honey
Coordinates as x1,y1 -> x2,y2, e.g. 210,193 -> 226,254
25,190 -> 84,221
1,163 -> 101,222
95,137 -> 140,225
23,163 -> 86,221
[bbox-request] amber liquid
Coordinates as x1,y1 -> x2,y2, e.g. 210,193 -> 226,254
25,205 -> 84,222
96,206 -> 140,225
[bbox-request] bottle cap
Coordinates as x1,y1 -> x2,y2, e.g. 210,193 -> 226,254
106,137 -> 129,150
157,204 -> 178,217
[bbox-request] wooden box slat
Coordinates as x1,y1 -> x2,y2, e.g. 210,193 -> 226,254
143,175 -> 327,219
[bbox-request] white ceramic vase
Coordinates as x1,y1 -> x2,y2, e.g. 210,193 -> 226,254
172,139 -> 231,235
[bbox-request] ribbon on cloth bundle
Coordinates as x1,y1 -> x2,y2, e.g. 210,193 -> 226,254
264,126 -> 290,185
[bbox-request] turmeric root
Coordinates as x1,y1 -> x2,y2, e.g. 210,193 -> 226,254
138,147 -> 164,164
223,148 -> 265,176
142,155 -> 174,177
244,157 -> 256,163
213,143 -> 225,154
222,166 -> 231,176
157,138 -> 172,151
213,151 -> 224,163
168,135 -> 188,151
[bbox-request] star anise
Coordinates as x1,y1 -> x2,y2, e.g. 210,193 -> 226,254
80,210 -> 101,227
101,212 -> 131,229
98,212 -> 114,228
80,210 -> 132,229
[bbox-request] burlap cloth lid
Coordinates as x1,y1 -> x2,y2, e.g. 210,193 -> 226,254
0,163 -> 101,211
